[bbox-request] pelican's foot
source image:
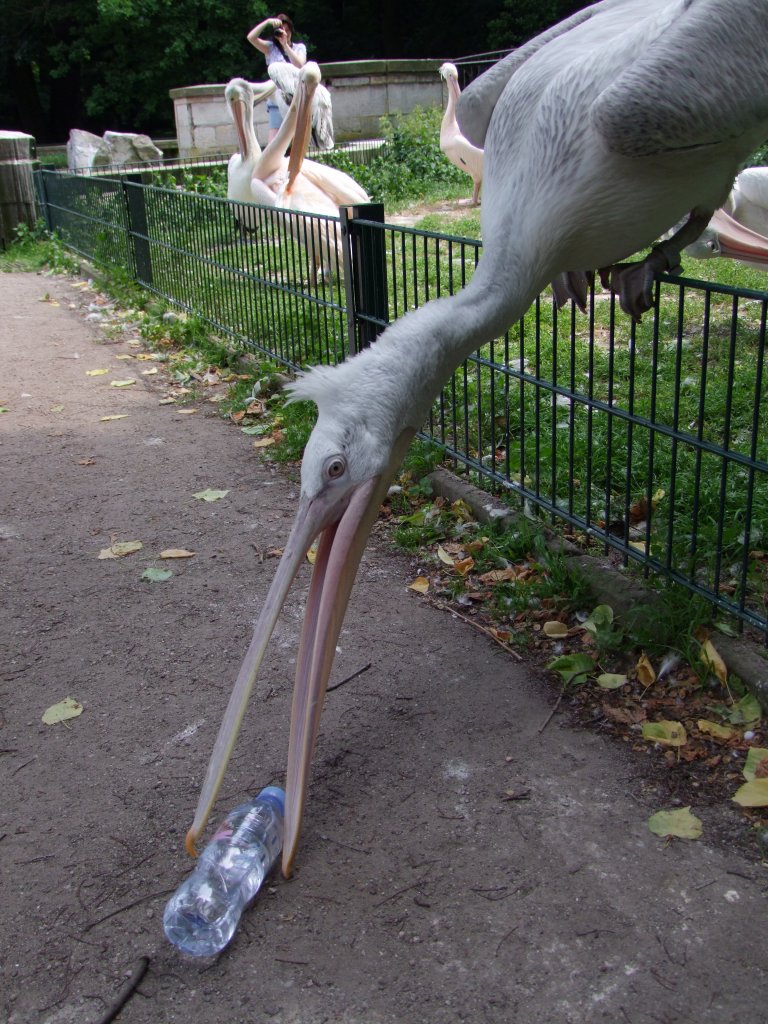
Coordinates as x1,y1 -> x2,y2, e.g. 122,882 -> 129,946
598,246 -> 681,323
551,270 -> 594,312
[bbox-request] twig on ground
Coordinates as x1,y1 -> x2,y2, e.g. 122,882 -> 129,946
426,597 -> 524,660
84,888 -> 175,932
327,662 -> 372,693
93,956 -> 150,1024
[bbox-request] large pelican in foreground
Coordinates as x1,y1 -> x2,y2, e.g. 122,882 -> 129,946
439,62 -> 484,205
225,66 -> 368,276
188,0 -> 768,877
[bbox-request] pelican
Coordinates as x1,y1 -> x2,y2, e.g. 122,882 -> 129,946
268,60 -> 335,151
439,62 -> 484,205
681,166 -> 768,269
188,0 -> 768,877
225,67 -> 368,279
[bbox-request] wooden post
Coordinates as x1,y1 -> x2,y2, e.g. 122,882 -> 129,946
0,131 -> 38,250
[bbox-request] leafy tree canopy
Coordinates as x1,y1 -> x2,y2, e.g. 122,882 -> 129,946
0,0 -> 587,142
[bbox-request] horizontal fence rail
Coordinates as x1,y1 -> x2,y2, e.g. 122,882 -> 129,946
35,167 -> 768,639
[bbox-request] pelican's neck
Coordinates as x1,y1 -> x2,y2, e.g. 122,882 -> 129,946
350,256 -> 544,431
443,75 -> 459,122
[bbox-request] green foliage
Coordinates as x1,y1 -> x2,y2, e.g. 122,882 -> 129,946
351,107 -> 470,204
0,222 -> 81,275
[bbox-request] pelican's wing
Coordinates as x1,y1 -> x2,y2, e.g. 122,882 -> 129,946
311,82 -> 334,151
456,0 -> 619,147
268,62 -> 300,116
591,2 -> 768,159
299,158 -> 369,206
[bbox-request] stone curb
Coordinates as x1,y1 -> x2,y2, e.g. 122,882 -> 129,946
427,466 -> 768,711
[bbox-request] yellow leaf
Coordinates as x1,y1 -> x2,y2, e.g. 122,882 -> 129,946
159,397 -> 176,406
98,540 -> 143,559
110,379 -> 136,388
99,414 -> 128,422
253,436 -> 276,448
647,807 -> 702,840
159,548 -> 196,559
543,620 -> 569,638
733,779 -> 768,808
454,556 -> 474,576
642,720 -> 687,747
42,697 -> 84,725
636,653 -> 656,686
50,404 -> 64,413
743,747 -> 768,781
177,408 -> 197,415
141,368 -> 159,376
451,499 -> 474,522
114,354 -> 133,360
697,719 -> 735,741
306,540 -> 319,565
437,545 -> 455,566
596,673 -> 627,689
86,368 -> 110,376
408,576 -> 430,594
700,638 -> 728,685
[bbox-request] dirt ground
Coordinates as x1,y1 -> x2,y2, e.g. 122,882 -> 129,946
2,268 -> 768,1024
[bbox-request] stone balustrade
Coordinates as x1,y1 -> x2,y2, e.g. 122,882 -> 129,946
170,58 -> 445,159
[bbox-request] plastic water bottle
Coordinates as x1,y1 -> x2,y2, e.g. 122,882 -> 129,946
163,786 -> 285,956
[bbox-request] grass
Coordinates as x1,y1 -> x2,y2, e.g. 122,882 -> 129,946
7,130 -> 768,643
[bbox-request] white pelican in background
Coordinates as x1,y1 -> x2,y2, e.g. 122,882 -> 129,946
439,62 -> 484,205
682,166 -> 768,270
225,66 -> 368,279
268,60 -> 335,151
188,0 -> 768,877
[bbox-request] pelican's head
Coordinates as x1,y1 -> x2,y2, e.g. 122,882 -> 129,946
225,77 -> 276,159
683,208 -> 768,268
439,62 -> 458,81
185,355 -> 415,877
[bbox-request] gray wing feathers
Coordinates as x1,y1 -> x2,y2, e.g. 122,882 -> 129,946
591,0 -> 768,157
455,0 -> 622,147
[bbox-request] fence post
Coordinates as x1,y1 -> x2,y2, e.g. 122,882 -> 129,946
122,174 -> 153,286
340,202 -> 388,355
0,131 -> 38,249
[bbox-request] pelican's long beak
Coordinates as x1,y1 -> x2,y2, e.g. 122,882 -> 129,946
708,208 -> 768,267
286,67 -> 317,191
185,427 -> 414,876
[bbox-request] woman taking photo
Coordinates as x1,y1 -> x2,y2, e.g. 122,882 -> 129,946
247,14 -> 307,141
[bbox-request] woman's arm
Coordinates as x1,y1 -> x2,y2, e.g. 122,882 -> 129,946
281,40 -> 307,68
247,17 -> 282,56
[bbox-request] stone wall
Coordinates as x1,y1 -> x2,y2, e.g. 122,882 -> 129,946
170,59 -> 444,159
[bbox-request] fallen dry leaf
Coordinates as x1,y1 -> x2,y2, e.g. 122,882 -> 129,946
98,540 -> 143,560
42,697 -> 83,726
700,638 -> 728,685
543,620 -> 569,638
159,548 -> 196,559
408,576 -> 430,594
99,415 -> 128,422
636,653 -> 656,686
110,379 -> 136,388
86,368 -> 109,376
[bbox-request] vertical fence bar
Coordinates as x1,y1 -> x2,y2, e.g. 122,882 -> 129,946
341,203 -> 387,354
122,174 -> 153,286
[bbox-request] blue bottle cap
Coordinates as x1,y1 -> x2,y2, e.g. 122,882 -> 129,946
258,785 -> 286,815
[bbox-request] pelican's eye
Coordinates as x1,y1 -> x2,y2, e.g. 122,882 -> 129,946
324,456 -> 347,481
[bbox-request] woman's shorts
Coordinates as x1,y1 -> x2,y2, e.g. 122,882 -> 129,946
266,100 -> 282,130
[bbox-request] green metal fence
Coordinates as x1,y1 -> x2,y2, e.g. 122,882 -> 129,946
35,168 -> 768,638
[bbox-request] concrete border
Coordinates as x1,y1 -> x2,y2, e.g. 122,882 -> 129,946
427,466 -> 768,710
